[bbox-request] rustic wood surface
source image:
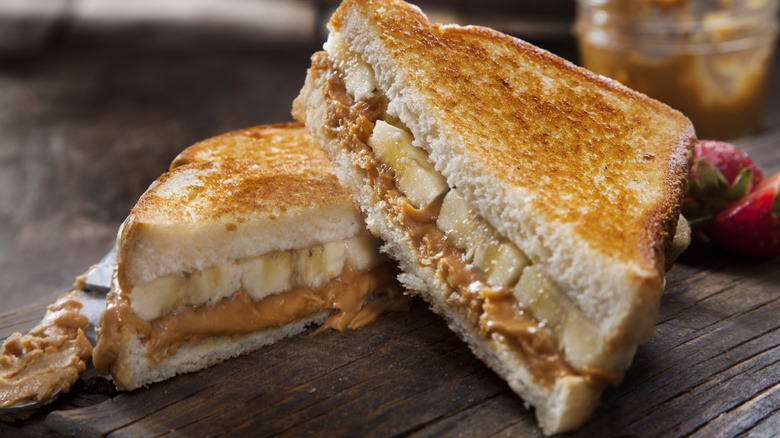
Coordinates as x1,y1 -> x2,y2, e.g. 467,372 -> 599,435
1,246 -> 778,438
1,3 -> 778,437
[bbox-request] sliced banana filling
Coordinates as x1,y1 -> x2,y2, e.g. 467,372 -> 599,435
327,33 -> 636,381
367,119 -> 636,378
129,233 -> 385,321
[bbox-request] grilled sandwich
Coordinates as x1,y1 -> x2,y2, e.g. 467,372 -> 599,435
293,0 -> 695,433
93,123 -> 407,390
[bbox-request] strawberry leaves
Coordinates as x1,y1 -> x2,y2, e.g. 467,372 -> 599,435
683,140 -> 763,229
684,159 -> 755,228
683,140 -> 779,258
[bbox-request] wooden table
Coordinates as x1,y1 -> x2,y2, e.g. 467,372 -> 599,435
1,6 -> 779,438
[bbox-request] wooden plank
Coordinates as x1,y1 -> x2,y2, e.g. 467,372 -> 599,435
628,336 -> 778,436
561,259 -> 780,437
26,254 -> 779,438
40,301 -> 520,437
2,234 -> 778,438
689,380 -> 780,438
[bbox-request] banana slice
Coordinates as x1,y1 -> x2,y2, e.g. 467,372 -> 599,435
242,251 -> 294,301
294,242 -> 347,289
513,266 -> 565,330
513,265 -> 637,376
477,240 -> 529,287
325,34 -> 376,101
438,189 -> 529,287
129,235 -> 385,321
437,189 -> 483,260
345,233 -> 387,270
368,120 -> 449,209
560,306 -> 636,375
190,263 -> 243,305
130,275 -> 188,321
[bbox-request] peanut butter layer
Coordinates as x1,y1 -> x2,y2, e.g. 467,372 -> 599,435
93,263 -> 406,376
313,51 -> 600,388
0,293 -> 93,420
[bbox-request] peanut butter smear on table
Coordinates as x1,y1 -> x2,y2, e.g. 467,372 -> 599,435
0,292 -> 93,420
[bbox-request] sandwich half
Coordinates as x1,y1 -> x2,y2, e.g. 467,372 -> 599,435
293,0 -> 695,433
93,122 -> 407,390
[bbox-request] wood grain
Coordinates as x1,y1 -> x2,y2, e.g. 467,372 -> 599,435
1,247 -> 778,437
1,5 -> 779,437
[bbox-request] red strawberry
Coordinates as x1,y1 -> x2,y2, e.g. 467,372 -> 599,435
704,171 -> 780,258
683,140 -> 764,228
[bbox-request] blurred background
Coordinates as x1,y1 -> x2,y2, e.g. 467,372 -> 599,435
0,0 -> 777,312
0,0 -> 578,312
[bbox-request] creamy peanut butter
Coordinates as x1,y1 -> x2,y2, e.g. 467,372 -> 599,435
0,293 -> 93,420
316,52 -> 602,388
93,263 -> 407,375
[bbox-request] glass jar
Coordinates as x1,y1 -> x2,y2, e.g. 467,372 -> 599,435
574,0 -> 778,140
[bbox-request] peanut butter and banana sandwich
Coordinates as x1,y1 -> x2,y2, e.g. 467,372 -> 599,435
93,123 -> 408,391
293,0 -> 695,433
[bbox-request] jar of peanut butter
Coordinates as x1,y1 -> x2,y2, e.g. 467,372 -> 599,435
574,0 -> 778,139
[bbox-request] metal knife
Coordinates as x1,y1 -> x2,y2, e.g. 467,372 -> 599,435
78,248 -> 116,343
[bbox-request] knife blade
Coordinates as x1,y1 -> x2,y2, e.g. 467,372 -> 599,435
81,247 -> 116,294
78,248 -> 116,343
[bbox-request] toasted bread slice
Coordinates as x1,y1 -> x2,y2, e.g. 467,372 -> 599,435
293,0 -> 695,433
118,123 -> 365,290
93,123 -> 406,390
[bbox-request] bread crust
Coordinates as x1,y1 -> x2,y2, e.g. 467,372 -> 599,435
295,56 -> 602,435
294,0 -> 695,433
325,0 -> 695,345
110,311 -> 330,391
117,124 -> 365,288
98,123 -> 397,391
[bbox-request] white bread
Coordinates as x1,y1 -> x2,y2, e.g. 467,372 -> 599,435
321,0 -> 693,347
107,308 -> 330,391
296,55 -> 602,435
293,0 -> 695,433
94,123 -> 403,391
118,123 -> 364,287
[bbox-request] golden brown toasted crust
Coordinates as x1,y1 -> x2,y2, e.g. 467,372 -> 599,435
130,123 -> 354,225
330,0 -> 695,273
171,122 -> 308,168
293,1 -> 695,433
116,123 -> 364,289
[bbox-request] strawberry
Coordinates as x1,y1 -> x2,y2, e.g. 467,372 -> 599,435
683,140 -> 763,228
704,171 -> 780,258
690,140 -> 764,188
